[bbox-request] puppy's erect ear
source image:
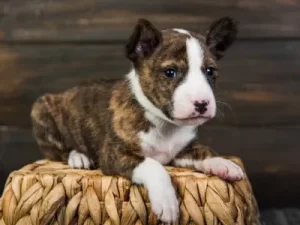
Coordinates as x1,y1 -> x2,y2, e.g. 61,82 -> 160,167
126,19 -> 162,62
205,17 -> 238,60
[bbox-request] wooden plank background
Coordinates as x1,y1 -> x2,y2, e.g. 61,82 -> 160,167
1,0 -> 300,209
1,0 -> 300,41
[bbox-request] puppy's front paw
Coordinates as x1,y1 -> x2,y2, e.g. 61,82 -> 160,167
68,150 -> 91,169
148,183 -> 179,223
203,157 -> 244,181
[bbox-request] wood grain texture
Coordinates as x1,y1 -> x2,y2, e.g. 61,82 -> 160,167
0,125 -> 299,208
1,40 -> 300,127
1,0 -> 300,42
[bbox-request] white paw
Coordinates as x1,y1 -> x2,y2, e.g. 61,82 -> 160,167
132,158 -> 179,223
68,150 -> 91,169
203,157 -> 244,181
148,182 -> 179,223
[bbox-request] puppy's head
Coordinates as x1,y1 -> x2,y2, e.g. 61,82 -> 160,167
126,17 -> 237,126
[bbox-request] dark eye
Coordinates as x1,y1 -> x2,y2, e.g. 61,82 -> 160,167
164,68 -> 177,78
205,67 -> 215,76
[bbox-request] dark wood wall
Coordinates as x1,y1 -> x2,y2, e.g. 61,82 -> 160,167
1,0 -> 300,209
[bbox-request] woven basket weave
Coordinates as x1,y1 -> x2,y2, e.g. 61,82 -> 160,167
0,157 -> 260,225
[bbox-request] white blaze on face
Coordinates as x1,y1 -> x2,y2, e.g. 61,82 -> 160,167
172,37 -> 216,125
173,28 -> 191,35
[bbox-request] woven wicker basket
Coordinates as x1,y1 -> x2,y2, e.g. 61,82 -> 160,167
0,157 -> 260,225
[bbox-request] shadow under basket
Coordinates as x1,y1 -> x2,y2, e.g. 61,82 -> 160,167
0,157 -> 260,225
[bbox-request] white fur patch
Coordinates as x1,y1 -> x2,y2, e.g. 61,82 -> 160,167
127,70 -> 174,124
174,157 -> 244,181
68,150 -> 91,169
140,112 -> 196,165
173,28 -> 191,35
172,37 -> 216,124
132,158 -> 179,223
202,157 -> 244,181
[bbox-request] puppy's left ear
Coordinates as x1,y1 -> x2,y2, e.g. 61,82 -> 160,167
205,17 -> 238,60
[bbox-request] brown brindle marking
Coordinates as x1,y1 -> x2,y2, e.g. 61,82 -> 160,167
31,17 -> 238,178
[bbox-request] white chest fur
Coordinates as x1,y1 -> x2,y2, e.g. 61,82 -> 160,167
139,123 -> 196,165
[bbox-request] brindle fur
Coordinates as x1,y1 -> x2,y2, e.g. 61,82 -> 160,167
31,17 -> 237,179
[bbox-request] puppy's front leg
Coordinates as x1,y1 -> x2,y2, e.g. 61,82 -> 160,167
171,141 -> 244,181
132,157 -> 179,223
100,142 -> 178,223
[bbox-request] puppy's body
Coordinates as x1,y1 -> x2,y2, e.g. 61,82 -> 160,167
31,18 -> 243,223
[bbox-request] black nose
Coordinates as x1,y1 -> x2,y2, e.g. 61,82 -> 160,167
194,100 -> 209,114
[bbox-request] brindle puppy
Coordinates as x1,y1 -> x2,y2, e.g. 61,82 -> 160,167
31,17 -> 243,223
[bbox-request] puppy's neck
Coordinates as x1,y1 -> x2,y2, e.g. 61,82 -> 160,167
110,69 -> 195,147
126,69 -> 175,125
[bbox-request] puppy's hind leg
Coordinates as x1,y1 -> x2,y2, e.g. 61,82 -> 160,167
31,94 -> 94,170
31,94 -> 69,162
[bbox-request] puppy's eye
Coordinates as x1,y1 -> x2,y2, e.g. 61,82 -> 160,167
204,67 -> 215,76
164,68 -> 177,78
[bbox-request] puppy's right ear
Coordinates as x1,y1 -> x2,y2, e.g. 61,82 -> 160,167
126,19 -> 162,63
